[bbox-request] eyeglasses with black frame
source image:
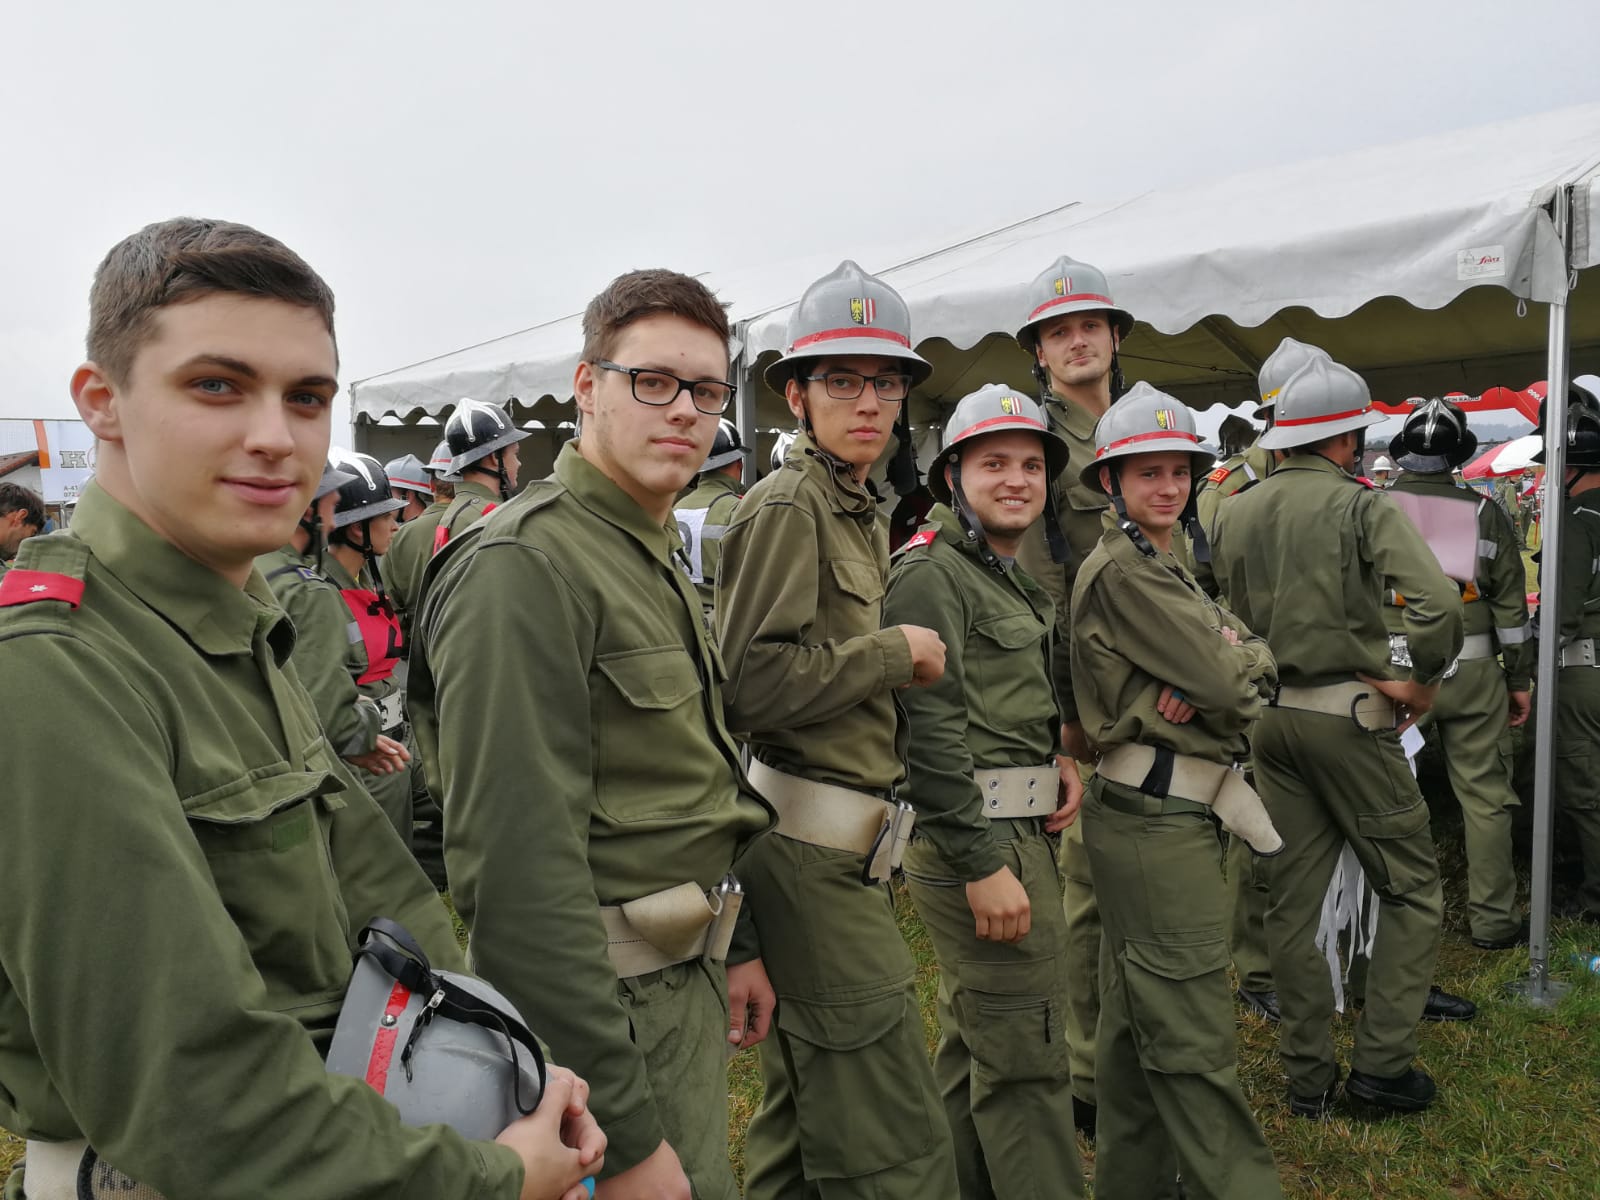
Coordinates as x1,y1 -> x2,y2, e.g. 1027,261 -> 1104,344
595,360 -> 736,415
801,370 -> 914,403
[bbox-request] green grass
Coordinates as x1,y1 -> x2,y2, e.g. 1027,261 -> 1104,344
10,797 -> 1600,1198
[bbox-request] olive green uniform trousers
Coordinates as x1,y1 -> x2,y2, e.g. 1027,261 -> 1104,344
618,960 -> 738,1200
1555,664 -> 1600,916
1254,708 -> 1444,1095
1083,779 -> 1282,1200
1226,831 -> 1275,993
741,836 -> 958,1200
903,830 -> 1085,1200
1428,656 -> 1522,941
1060,770 -> 1100,1107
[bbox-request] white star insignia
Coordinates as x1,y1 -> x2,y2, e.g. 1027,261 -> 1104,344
29,585 -> 47,593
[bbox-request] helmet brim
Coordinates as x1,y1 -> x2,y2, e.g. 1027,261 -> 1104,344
1258,408 -> 1386,451
1078,442 -> 1217,492
332,496 -> 407,528
763,341 -> 933,393
929,424 -> 1071,505
447,426 -> 530,475
701,446 -> 749,473
1016,301 -> 1136,350
315,465 -> 360,500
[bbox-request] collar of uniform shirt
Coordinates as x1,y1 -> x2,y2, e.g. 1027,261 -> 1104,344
68,480 -> 290,660
791,428 -> 877,518
1272,451 -> 1355,480
554,441 -> 679,565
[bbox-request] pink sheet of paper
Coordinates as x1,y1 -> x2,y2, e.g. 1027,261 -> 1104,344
1386,491 -> 1480,583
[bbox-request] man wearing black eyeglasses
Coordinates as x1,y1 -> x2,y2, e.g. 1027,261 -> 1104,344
410,269 -> 777,1200
716,261 -> 959,1200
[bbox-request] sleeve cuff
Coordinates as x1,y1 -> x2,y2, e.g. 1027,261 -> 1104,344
595,1102 -> 666,1179
877,627 -> 915,688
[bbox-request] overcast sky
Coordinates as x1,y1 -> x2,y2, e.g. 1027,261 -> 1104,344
3,0 -> 1597,442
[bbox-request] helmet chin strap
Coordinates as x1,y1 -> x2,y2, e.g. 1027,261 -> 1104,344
1108,465 -> 1157,558
299,509 -> 327,573
332,520 -> 391,604
949,456 -> 1004,573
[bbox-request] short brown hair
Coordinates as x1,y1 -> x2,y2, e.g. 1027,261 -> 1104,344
580,269 -> 730,367
0,482 -> 44,530
88,217 -> 336,383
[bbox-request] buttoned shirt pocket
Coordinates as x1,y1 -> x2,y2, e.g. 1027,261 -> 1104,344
184,770 -> 353,1012
595,646 -> 716,822
971,611 -> 1049,730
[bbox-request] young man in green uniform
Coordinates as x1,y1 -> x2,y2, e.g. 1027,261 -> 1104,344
1382,399 -> 1532,948
411,269 -> 775,1200
1010,255 -> 1136,1133
885,385 -> 1086,1200
323,448 -> 412,844
1211,357 -> 1464,1115
1194,336 -> 1331,1023
433,398 -> 528,548
385,438 -> 458,637
716,261 -> 959,1200
258,457 -> 411,782
386,452 -> 435,524
672,417 -> 747,618
0,483 -> 44,582
1071,384 -> 1283,1199
0,217 -> 601,1200
1540,395 -> 1600,920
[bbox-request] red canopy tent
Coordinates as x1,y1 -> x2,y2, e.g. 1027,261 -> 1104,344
1372,382 -> 1545,421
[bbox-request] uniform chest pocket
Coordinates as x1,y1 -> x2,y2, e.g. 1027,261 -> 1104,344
594,647 -> 718,823
185,770 -> 354,1009
970,612 -> 1049,729
829,558 -> 884,605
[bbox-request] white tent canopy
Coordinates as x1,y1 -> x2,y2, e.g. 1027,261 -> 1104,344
351,103 -> 1600,439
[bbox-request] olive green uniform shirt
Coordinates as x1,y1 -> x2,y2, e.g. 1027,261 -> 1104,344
410,443 -> 773,1176
672,472 -> 743,614
1072,528 -> 1277,764
1013,395 -> 1109,720
258,545 -> 382,758
1380,470 -> 1533,690
716,431 -> 914,792
1553,490 -> 1600,642
1210,453 -> 1464,686
385,497 -> 449,639
1190,441 -> 1274,598
436,479 -> 500,546
884,505 -> 1060,881
0,483 -> 519,1198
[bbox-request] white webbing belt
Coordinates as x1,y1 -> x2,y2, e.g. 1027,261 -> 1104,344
23,1139 -> 167,1199
1096,743 -> 1283,856
1560,637 -> 1598,668
1457,632 -> 1496,660
746,758 -> 914,883
1274,681 -> 1396,732
597,877 -> 743,978
975,765 -> 1056,819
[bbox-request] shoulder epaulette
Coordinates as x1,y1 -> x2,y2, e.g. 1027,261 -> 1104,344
1206,466 -> 1230,484
0,534 -> 91,610
900,529 -> 937,552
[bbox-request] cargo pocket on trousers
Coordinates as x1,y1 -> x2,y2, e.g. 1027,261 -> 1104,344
778,990 -> 936,1179
1354,799 -> 1436,897
955,957 -> 1070,1083
1557,744 -> 1599,811
1121,937 -> 1235,1075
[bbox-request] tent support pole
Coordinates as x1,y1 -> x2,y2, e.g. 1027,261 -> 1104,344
1508,184 -> 1574,1010
733,323 -> 759,487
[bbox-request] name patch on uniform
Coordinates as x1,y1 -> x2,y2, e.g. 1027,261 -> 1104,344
0,569 -> 86,608
902,530 -> 937,551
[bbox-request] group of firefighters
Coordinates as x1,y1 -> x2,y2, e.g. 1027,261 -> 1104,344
2,216 -> 1599,1200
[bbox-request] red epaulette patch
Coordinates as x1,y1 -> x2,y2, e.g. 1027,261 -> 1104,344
483,503 -> 498,516
902,530 -> 937,551
432,525 -> 450,554
1206,466 -> 1230,484
1355,475 -> 1377,490
0,569 -> 86,609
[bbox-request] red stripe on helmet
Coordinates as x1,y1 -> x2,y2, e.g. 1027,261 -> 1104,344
1273,406 -> 1371,427
364,981 -> 412,1095
1095,430 -> 1200,457
1028,293 -> 1117,322
791,327 -> 912,351
952,414 -> 1048,443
